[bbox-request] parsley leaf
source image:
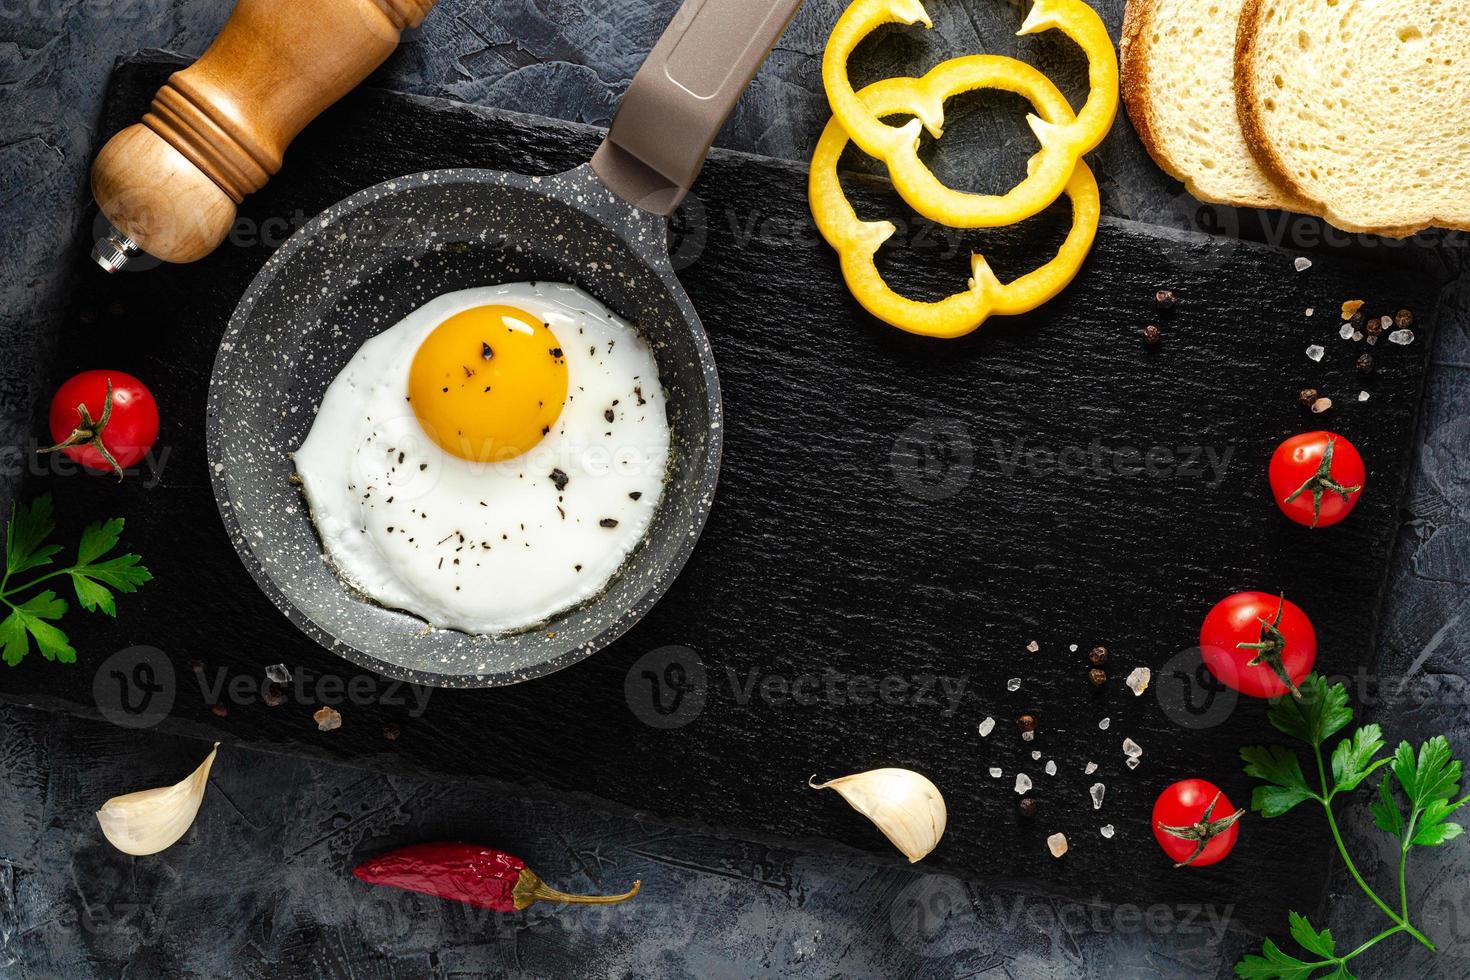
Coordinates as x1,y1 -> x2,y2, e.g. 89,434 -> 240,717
1288,912 -> 1336,959
1377,737 -> 1465,848
5,496 -> 61,577
1267,674 -> 1352,747
1,499 -> 148,666
69,519 -> 152,616
1331,725 -> 1389,795
0,591 -> 74,665
1242,743 -> 1317,817
1371,776 -> 1404,838
1234,937 -> 1321,979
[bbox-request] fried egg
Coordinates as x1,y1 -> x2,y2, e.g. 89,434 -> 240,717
293,283 -> 669,635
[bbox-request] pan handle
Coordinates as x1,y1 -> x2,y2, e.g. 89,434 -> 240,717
590,0 -> 804,216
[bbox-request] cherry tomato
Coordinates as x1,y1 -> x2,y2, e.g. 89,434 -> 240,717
1199,591 -> 1316,699
1269,431 -> 1365,528
1153,779 -> 1243,868
47,370 -> 158,479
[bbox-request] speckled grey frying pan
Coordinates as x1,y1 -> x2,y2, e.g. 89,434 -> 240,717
207,0 -> 804,687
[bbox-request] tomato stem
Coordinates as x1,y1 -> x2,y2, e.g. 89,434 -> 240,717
1281,435 -> 1361,528
1234,594 -> 1303,698
1157,791 -> 1245,868
40,378 -> 125,481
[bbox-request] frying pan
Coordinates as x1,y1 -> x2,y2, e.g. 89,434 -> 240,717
206,0 -> 804,687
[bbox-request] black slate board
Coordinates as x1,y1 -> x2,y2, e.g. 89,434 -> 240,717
3,53 -> 1442,933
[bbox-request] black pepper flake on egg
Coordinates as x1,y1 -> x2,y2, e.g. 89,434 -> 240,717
633,385 -> 646,406
549,347 -> 563,359
600,518 -> 619,528
549,468 -> 569,491
574,564 -> 583,572
481,342 -> 494,360
604,408 -> 615,423
629,491 -> 642,501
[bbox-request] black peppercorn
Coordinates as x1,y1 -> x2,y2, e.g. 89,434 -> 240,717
1089,668 -> 1108,686
1395,309 -> 1414,330
1018,797 -> 1038,818
1298,388 -> 1319,408
1356,353 -> 1375,374
1365,317 -> 1384,337
384,723 -> 401,741
1142,324 -> 1162,345
211,703 -> 229,718
1155,289 -> 1177,310
1088,645 -> 1109,666
263,685 -> 285,708
1017,713 -> 1037,734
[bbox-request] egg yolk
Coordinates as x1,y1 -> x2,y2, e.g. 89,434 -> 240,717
408,305 -> 568,462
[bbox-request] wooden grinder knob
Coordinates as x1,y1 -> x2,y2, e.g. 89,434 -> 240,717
91,0 -> 436,271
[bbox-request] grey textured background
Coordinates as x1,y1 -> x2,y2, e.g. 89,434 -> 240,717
1,0 -> 1468,977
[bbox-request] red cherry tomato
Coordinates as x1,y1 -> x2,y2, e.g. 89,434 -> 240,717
1153,779 -> 1243,868
47,370 -> 158,478
1269,431 -> 1365,528
1199,591 -> 1316,699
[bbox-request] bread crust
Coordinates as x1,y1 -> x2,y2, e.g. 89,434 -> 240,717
1121,0 -> 1297,211
1234,0 -> 1470,238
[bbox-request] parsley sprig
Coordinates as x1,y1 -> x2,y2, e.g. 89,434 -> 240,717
1237,673 -> 1470,978
1,495 -> 151,666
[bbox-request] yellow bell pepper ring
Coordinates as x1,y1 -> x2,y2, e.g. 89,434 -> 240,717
822,0 -> 1118,228
809,59 -> 1100,339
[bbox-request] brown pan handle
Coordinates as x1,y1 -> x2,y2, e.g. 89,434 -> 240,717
590,0 -> 804,215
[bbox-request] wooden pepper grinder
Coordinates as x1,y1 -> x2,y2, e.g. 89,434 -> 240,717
90,0 -> 436,271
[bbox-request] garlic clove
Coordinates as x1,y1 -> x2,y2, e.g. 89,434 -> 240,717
810,767 -> 947,863
96,743 -> 220,856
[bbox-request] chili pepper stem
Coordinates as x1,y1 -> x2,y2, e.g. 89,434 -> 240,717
512,868 -> 641,910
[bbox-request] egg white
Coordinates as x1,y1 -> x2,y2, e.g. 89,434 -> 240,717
293,283 -> 670,635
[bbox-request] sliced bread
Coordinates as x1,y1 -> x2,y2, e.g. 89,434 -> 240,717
1121,0 -> 1300,210
1237,0 -> 1470,237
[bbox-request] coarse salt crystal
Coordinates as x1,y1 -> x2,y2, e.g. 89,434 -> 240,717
1294,257 -> 1312,272
1021,730 -> 1035,742
1098,717 -> 1111,730
989,767 -> 1003,778
1006,677 -> 1021,692
1100,824 -> 1115,839
265,663 -> 291,685
1359,390 -> 1370,402
1389,329 -> 1414,346
1015,773 -> 1032,794
1047,833 -> 1068,857
978,716 -> 995,737
1085,761 -> 1098,775
1126,756 -> 1141,769
1045,760 -> 1057,776
1069,643 -> 1079,652
1031,749 -> 1042,760
1090,783 -> 1105,809
1125,667 -> 1151,696
1339,324 -> 1355,340
1305,308 -> 1315,317
1311,397 -> 1333,414
1306,344 -> 1325,362
1026,640 -> 1040,653
1123,738 -> 1143,758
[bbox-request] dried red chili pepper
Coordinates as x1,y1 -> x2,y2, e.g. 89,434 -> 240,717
352,842 -> 641,912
